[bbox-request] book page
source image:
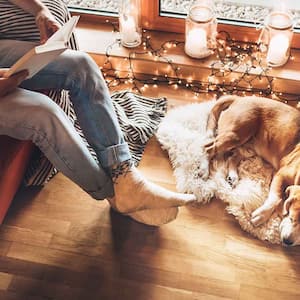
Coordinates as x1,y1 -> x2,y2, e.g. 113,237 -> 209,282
46,15 -> 80,44
6,48 -> 67,78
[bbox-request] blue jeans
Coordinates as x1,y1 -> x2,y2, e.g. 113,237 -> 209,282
0,40 -> 132,199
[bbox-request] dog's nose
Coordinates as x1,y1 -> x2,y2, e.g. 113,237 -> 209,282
282,238 -> 294,246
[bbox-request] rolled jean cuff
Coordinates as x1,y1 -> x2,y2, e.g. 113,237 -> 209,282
88,177 -> 115,200
99,143 -> 132,168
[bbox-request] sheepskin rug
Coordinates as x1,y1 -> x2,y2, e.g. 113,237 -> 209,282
156,100 -> 282,244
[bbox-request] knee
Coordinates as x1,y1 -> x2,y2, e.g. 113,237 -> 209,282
63,50 -> 99,80
62,51 -> 109,101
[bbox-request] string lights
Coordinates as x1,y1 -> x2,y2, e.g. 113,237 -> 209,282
101,21 -> 300,104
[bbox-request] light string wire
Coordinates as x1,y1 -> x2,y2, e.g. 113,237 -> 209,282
101,21 -> 299,103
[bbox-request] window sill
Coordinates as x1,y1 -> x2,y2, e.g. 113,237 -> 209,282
76,20 -> 300,100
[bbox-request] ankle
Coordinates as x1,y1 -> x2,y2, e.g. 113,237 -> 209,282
109,160 -> 135,183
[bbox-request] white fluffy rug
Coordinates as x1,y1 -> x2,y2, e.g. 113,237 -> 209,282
156,101 -> 282,244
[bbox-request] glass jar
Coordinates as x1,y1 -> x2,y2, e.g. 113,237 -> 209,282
118,0 -> 142,48
259,11 -> 294,67
184,0 -> 217,59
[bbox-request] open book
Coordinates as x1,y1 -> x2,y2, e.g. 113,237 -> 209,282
4,15 -> 80,79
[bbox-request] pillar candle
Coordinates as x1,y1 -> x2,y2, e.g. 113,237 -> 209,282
267,34 -> 289,66
120,15 -> 139,44
185,28 -> 208,58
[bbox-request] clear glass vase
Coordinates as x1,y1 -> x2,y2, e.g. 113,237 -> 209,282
184,0 -> 217,59
259,11 -> 294,67
119,0 -> 142,48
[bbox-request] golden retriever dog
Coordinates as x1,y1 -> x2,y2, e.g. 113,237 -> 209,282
204,95 -> 300,246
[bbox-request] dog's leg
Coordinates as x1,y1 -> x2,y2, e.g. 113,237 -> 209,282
251,173 -> 284,226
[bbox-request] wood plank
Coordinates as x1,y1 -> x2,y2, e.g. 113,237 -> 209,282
0,240 -> 11,257
0,272 -> 13,291
116,277 -> 235,300
4,213 -> 71,236
6,242 -> 120,277
120,263 -> 240,299
0,290 -> 47,300
0,226 -> 52,248
239,284 -> 300,300
8,275 -> 83,300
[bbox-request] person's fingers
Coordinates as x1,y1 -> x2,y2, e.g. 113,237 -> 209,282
48,20 -> 60,33
11,69 -> 29,84
38,20 -> 48,44
0,78 -> 16,97
0,70 -> 29,97
47,23 -> 59,38
0,68 -> 10,76
39,20 -> 61,43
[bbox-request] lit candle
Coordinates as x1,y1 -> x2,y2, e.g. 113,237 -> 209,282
120,15 -> 140,45
185,28 -> 208,58
267,34 -> 289,66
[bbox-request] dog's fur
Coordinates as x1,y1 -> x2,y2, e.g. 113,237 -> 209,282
204,95 -> 300,246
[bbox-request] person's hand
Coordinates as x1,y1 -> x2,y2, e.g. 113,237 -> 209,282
35,8 -> 61,44
0,69 -> 29,97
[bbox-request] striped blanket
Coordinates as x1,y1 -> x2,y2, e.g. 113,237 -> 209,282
0,0 -> 167,185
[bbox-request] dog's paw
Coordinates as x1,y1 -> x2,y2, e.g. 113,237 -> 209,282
250,215 -> 265,227
250,205 -> 273,227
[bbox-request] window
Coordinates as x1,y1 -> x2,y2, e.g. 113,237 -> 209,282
67,0 -> 300,46
142,1 -> 300,47
65,0 -> 119,16
66,1 -> 300,28
159,0 -> 300,29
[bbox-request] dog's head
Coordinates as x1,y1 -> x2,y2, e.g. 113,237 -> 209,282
279,185 -> 300,246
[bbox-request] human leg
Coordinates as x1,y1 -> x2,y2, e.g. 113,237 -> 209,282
0,40 -> 196,223
0,88 -> 113,199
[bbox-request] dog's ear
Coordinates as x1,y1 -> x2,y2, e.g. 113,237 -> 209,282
283,186 -> 296,216
285,186 -> 294,197
283,197 -> 293,216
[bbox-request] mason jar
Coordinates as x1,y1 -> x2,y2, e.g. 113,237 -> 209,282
119,0 -> 142,48
259,11 -> 294,67
184,0 -> 217,59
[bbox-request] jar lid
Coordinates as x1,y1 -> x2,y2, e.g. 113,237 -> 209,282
266,11 -> 293,30
189,5 -> 214,23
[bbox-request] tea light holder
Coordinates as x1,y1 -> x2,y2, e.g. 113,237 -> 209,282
119,0 -> 142,48
184,0 -> 217,59
259,11 -> 294,67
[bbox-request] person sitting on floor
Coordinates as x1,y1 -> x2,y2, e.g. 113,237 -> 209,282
0,0 -> 196,225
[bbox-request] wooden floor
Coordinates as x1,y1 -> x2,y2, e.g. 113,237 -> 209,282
0,86 -> 300,300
